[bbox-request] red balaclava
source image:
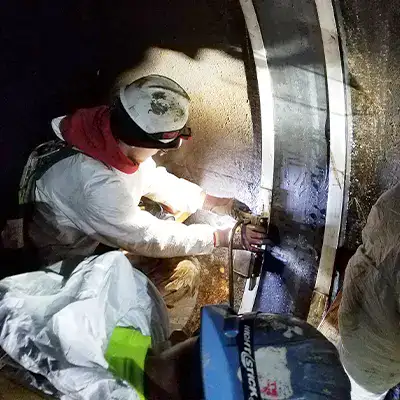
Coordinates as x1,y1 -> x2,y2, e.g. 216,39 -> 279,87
61,106 -> 139,174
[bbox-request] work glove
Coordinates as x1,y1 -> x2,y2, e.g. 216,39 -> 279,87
203,195 -> 250,219
214,223 -> 276,252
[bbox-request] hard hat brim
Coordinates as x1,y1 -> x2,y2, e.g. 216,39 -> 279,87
110,98 -> 186,149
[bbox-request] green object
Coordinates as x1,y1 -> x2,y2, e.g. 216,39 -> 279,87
105,326 -> 152,400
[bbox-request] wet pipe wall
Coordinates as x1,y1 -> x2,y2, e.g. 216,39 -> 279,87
252,0 -> 329,318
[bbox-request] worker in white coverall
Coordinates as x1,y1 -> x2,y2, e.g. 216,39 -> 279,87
27,75 -> 268,265
339,182 -> 400,400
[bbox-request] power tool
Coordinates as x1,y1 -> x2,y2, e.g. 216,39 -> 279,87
228,200 -> 269,308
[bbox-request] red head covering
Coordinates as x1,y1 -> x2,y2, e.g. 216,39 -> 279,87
61,106 -> 138,174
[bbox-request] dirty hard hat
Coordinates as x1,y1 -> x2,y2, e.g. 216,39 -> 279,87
110,74 -> 192,149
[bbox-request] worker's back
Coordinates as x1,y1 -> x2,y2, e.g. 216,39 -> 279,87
30,150 -> 152,264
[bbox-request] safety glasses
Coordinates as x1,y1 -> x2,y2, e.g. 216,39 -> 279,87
152,126 -> 192,141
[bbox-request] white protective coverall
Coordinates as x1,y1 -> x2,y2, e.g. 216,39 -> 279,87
0,251 -> 169,399
339,183 -> 400,399
29,118 -> 215,264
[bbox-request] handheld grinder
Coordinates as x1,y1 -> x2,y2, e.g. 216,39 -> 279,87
228,201 -> 269,309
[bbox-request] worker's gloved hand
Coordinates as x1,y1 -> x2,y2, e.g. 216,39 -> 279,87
241,223 -> 273,252
213,228 -> 232,248
214,223 -> 278,252
203,195 -> 251,219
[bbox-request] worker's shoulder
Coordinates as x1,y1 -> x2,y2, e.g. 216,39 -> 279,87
70,153 -> 131,188
40,152 -> 124,190
74,152 -> 117,175
368,183 -> 400,240
376,182 -> 400,217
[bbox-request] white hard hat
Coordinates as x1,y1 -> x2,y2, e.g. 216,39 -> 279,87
110,75 -> 192,149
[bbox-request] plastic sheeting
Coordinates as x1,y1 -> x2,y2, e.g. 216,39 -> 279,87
0,251 -> 169,399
